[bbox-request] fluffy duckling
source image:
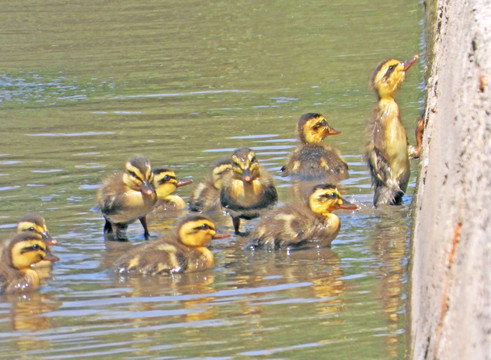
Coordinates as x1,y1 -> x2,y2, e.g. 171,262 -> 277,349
364,55 -> 423,206
188,159 -> 233,212
0,233 -> 59,294
151,168 -> 193,212
17,214 -> 57,268
245,184 -> 356,250
281,113 -> 349,182
97,155 -> 157,241
220,148 -> 278,235
114,215 -> 230,276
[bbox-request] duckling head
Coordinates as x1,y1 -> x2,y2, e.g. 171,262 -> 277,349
297,113 -> 341,145
308,184 -> 357,215
178,215 -> 230,247
211,159 -> 233,190
153,168 -> 192,200
16,214 -> 57,246
371,55 -> 419,99
231,148 -> 260,183
122,155 -> 155,196
8,233 -> 59,270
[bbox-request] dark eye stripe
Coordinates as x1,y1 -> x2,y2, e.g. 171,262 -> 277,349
384,64 -> 397,78
21,244 -> 45,254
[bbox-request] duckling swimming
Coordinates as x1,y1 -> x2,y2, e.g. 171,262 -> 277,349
113,215 -> 230,276
16,214 -> 57,268
0,233 -> 59,294
97,155 -> 157,241
188,158 -> 233,213
245,184 -> 356,250
281,113 -> 349,182
220,148 -> 278,235
364,55 -> 423,206
151,168 -> 193,212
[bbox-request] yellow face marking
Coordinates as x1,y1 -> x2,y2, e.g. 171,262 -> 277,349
231,150 -> 260,179
154,170 -> 179,199
179,219 -> 216,247
372,59 -> 407,99
212,163 -> 233,189
17,221 -> 45,235
10,239 -> 47,270
309,187 -> 343,215
303,116 -> 329,145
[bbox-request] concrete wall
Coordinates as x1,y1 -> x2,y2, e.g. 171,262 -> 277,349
410,0 -> 490,359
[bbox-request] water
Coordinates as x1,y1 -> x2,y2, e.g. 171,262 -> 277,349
0,1 -> 424,358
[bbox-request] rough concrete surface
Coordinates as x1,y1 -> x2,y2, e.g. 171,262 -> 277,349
410,0 -> 490,359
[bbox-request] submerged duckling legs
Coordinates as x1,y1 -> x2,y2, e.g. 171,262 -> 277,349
103,219 -> 129,241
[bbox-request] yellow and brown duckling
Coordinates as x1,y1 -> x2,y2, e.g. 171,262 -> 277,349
188,158 -> 233,212
220,148 -> 278,235
245,184 -> 357,251
151,168 -> 193,212
364,55 -> 423,206
97,155 -> 157,241
113,215 -> 230,276
0,233 -> 59,294
281,113 -> 349,182
17,214 -> 57,268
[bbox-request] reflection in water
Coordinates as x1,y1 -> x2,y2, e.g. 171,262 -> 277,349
370,206 -> 411,359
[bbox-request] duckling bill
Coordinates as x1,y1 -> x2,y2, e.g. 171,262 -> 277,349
365,55 -> 423,206
113,215 -> 230,276
245,184 -> 356,250
220,148 -> 278,235
97,155 -> 157,241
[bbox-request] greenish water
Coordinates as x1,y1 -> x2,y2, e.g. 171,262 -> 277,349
0,1 -> 423,358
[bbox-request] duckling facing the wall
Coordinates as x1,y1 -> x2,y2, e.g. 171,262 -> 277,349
281,113 -> 349,182
16,214 -> 57,268
220,148 -> 278,235
113,215 -> 230,276
364,55 -> 423,206
151,168 -> 193,212
245,184 -> 356,251
188,158 -> 233,213
97,155 -> 157,241
0,233 -> 59,294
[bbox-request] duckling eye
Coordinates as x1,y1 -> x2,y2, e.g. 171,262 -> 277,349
198,224 -> 213,230
249,156 -> 256,163
388,65 -> 395,71
128,170 -> 139,179
162,175 -> 171,182
28,227 -> 35,231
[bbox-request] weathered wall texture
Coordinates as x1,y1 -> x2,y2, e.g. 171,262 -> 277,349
410,0 -> 490,359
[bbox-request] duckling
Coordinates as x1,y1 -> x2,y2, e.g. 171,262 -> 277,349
220,148 -> 278,235
97,155 -> 157,241
364,55 -> 423,206
281,113 -> 349,182
151,168 -> 193,212
113,215 -> 230,276
245,184 -> 357,250
16,214 -> 57,268
0,233 -> 59,294
188,158 -> 233,212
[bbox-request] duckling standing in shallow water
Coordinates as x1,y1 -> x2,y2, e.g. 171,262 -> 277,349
151,168 -> 193,212
364,55 -> 424,206
220,148 -> 278,235
245,184 -> 356,251
97,155 -> 157,241
113,215 -> 230,276
281,113 -> 349,182
188,158 -> 233,213
0,233 -> 59,294
16,214 -> 57,268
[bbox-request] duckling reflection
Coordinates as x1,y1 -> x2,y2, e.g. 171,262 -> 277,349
281,113 -> 349,183
114,215 -> 230,276
0,233 -> 59,294
189,158 -> 233,213
5,292 -> 60,331
364,55 -> 424,207
220,148 -> 278,235
245,184 -> 356,250
97,155 -> 157,241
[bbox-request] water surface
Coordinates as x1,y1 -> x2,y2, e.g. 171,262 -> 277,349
0,1 -> 423,358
